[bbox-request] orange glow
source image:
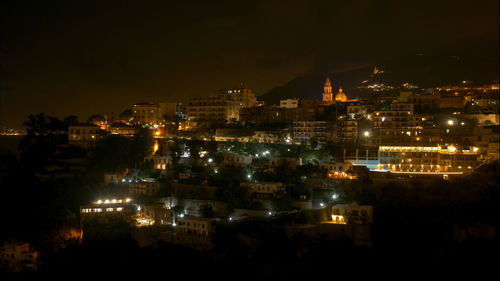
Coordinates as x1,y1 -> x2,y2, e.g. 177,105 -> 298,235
153,140 -> 159,155
331,215 -> 346,224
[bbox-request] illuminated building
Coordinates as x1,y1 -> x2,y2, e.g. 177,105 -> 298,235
240,182 -> 285,199
144,155 -> 171,171
336,118 -> 358,143
68,124 -> 103,148
374,126 -> 440,146
320,161 -> 356,179
187,96 -> 239,124
280,98 -> 299,108
221,153 -> 253,168
293,121 -> 333,144
331,204 -> 373,225
222,88 -> 256,108
335,87 -> 347,102
239,105 -> 286,124
79,198 -> 136,226
214,128 -> 254,142
322,77 -> 333,103
252,130 -> 290,144
0,242 -> 39,272
109,122 -> 137,135
158,102 -> 180,121
143,203 -> 173,225
408,94 -> 440,111
439,96 -> 465,109
133,102 -> 159,125
347,103 -> 368,119
377,145 -> 481,173
129,178 -> 161,197
268,157 -> 302,170
176,216 -> 214,236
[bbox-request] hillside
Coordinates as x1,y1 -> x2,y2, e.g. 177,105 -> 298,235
260,53 -> 499,105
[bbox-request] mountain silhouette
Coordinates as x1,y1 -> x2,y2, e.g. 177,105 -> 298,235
259,53 -> 499,105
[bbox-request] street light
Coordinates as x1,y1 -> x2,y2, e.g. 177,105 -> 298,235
447,120 -> 454,126
364,131 -> 370,137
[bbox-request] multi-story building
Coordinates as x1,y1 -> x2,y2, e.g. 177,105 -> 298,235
336,117 -> 358,143
346,103 -> 368,120
0,242 -> 39,272
322,77 -> 334,103
240,182 -> 285,199
68,124 -> 103,148
158,102 -> 179,120
109,122 -> 137,135
377,145 -> 481,174
268,157 -> 302,170
280,99 -> 299,108
215,128 -> 254,142
239,105 -> 286,124
221,153 -> 253,168
222,88 -> 256,108
320,161 -> 355,179
408,94 -> 440,112
129,179 -> 161,197
293,121 -> 333,144
176,216 -> 215,236
440,96 -> 465,109
252,130 -> 290,144
187,96 -> 238,124
143,203 -> 173,225
80,198 -> 136,226
331,204 -> 373,225
133,102 -> 159,125
144,155 -> 171,171
374,125 -> 441,146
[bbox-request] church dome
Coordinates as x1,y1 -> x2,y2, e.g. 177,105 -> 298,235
335,87 -> 347,102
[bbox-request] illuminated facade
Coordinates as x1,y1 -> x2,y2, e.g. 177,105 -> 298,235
68,124 -> 103,148
336,118 -> 358,143
320,161 -> 356,179
331,204 -> 373,225
280,98 -> 299,108
0,242 -> 39,272
240,182 -> 285,198
144,155 -> 171,171
187,96 -> 239,124
129,179 -> 161,197
335,87 -> 347,102
109,122 -> 137,135
377,145 -> 481,173
176,216 -> 214,236
79,198 -> 136,225
133,102 -> 159,125
293,121 -> 333,144
322,77 -> 333,103
221,153 -> 253,168
223,88 -> 256,108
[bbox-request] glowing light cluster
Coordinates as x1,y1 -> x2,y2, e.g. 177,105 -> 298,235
379,146 -> 439,152
331,215 -> 347,224
95,198 -> 132,204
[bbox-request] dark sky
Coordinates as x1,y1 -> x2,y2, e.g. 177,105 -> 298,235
1,0 -> 498,127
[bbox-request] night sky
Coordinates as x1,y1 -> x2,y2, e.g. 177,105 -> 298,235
1,0 -> 498,127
